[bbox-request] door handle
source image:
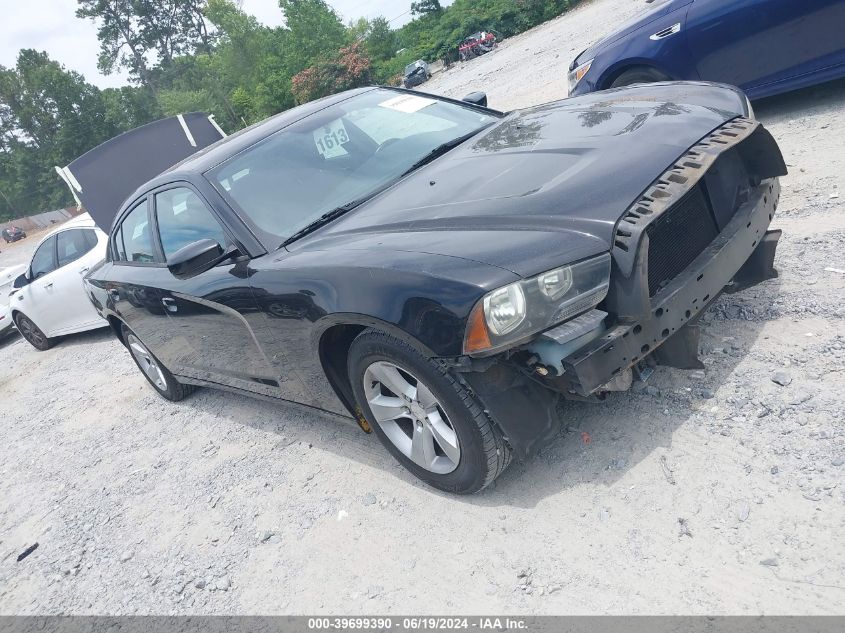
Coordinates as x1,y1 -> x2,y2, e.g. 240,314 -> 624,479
78,266 -> 90,275
161,297 -> 178,313
43,282 -> 53,289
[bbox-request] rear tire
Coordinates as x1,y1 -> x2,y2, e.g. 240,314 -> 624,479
122,324 -> 196,401
348,329 -> 511,494
610,66 -> 671,88
14,313 -> 54,351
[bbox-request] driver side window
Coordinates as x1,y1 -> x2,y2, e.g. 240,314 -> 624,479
155,187 -> 228,260
30,236 -> 57,279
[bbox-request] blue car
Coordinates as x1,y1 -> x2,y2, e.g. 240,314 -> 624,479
569,0 -> 845,99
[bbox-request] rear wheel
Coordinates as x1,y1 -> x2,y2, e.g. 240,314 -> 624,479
14,313 -> 54,351
610,66 -> 671,88
348,329 -> 511,494
122,325 -> 196,401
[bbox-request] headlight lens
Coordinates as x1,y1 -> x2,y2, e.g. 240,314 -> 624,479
568,59 -> 593,94
484,283 -> 526,335
538,266 -> 573,300
465,253 -> 611,355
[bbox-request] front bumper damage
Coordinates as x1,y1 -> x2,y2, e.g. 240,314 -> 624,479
556,179 -> 780,396
459,117 -> 787,459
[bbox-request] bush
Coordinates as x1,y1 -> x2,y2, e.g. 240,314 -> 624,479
291,42 -> 372,104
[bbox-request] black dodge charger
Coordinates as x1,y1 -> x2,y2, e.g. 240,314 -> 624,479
72,85 -> 784,493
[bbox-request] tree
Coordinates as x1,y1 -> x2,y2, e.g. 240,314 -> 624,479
278,0 -> 349,73
290,41 -> 371,104
410,0 -> 442,17
75,0 -> 214,87
366,17 -> 397,62
0,50 -> 139,217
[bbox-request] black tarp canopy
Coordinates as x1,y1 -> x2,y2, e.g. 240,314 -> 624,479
57,113 -> 225,232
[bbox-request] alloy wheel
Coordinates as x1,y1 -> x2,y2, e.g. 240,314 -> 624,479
126,333 -> 167,390
363,361 -> 461,474
17,314 -> 46,348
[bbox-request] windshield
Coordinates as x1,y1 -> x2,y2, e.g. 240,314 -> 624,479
404,62 -> 421,75
208,89 -> 497,246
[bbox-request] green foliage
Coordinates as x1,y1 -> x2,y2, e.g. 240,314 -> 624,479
291,42 -> 371,104
0,50 -> 158,219
411,0 -> 443,17
365,17 -> 398,63
76,0 -> 214,86
278,0 -> 350,74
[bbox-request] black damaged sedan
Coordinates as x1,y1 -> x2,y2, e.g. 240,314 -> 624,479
79,85 -> 785,493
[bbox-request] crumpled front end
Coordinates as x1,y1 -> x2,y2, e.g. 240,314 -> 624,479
533,117 -> 786,394
466,117 -> 786,459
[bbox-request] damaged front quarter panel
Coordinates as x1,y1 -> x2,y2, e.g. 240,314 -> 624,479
449,357 -> 561,460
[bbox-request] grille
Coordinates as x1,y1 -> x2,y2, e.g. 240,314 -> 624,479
646,184 -> 718,297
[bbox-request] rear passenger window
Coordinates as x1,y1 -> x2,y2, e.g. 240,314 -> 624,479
57,229 -> 96,267
155,187 -> 228,259
118,200 -> 157,263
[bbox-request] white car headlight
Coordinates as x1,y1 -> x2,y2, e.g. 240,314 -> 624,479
538,266 -> 573,300
465,253 -> 611,355
568,59 -> 593,94
484,283 -> 526,335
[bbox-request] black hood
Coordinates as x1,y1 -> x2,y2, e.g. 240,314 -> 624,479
292,82 -> 750,277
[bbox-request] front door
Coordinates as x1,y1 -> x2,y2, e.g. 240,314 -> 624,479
20,235 -> 59,334
146,184 -> 290,397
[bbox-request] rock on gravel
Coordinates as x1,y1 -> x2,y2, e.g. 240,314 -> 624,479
771,371 -> 793,386
215,576 -> 231,592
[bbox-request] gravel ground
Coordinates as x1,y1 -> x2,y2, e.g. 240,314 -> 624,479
1,0 -> 844,615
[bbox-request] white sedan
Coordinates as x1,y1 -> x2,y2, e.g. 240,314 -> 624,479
9,214 -> 108,350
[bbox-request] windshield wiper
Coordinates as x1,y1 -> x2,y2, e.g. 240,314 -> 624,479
400,128 -> 486,177
280,193 -> 377,248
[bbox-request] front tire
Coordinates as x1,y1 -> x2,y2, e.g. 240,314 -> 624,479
610,66 -> 671,89
14,312 -> 54,351
348,329 -> 511,494
122,325 -> 196,401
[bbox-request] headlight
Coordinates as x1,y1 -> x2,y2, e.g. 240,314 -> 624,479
484,283 -> 526,335
568,59 -> 593,94
464,253 -> 611,355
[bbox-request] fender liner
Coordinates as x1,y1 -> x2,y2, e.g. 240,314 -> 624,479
460,361 -> 560,460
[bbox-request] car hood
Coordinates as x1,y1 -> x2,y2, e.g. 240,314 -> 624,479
574,0 -> 693,66
291,82 -> 748,278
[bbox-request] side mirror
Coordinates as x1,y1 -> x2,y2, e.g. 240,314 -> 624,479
462,91 -> 488,108
167,239 -> 225,278
13,272 -> 30,288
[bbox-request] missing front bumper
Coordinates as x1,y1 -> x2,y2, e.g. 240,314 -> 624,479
555,179 -> 780,396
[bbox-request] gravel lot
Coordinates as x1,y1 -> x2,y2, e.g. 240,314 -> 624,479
1,0 -> 844,615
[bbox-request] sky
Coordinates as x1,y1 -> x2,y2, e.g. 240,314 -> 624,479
1,0 -> 434,89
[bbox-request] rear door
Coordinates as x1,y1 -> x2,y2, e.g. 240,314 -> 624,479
108,197 -> 176,366
51,228 -> 106,333
687,0 -> 845,91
